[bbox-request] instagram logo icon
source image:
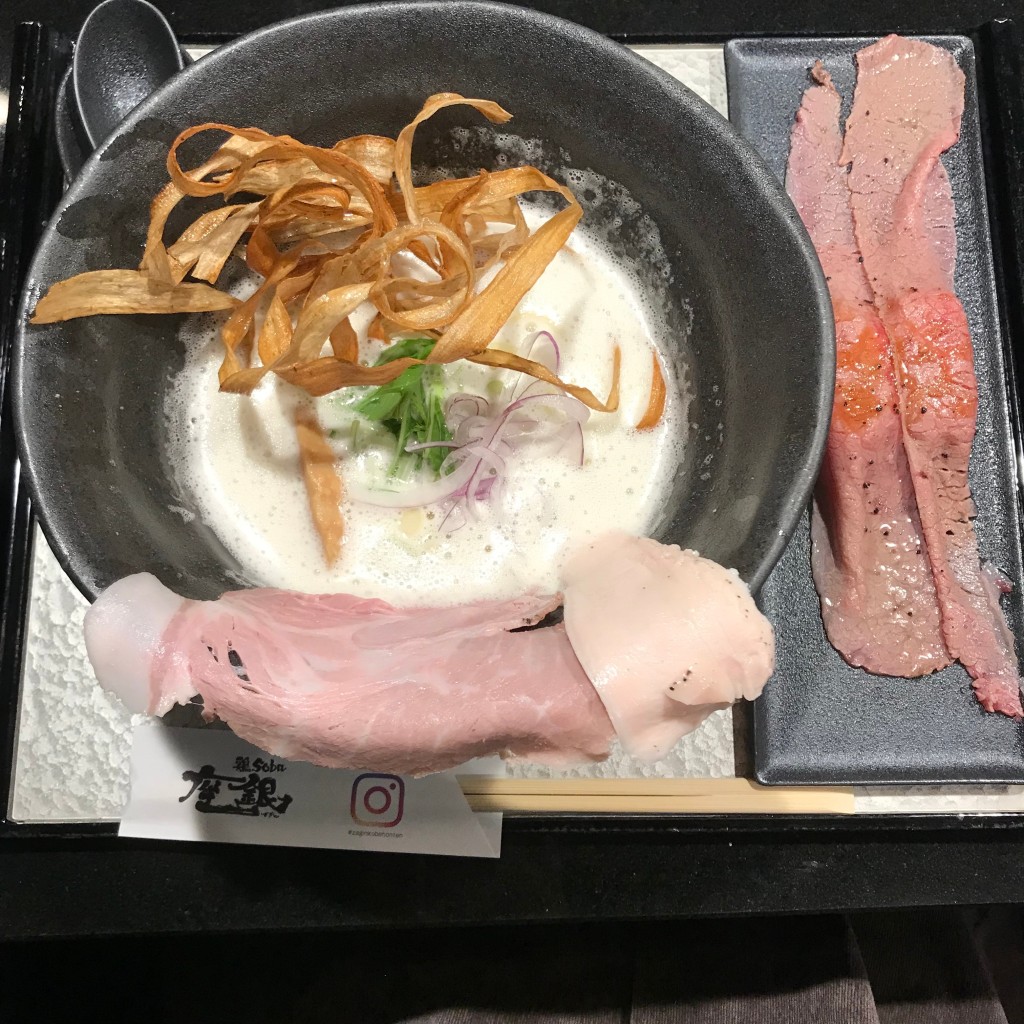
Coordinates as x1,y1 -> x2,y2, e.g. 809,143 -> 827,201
350,773 -> 405,828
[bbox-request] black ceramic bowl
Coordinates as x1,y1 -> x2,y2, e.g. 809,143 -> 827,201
15,0 -> 833,601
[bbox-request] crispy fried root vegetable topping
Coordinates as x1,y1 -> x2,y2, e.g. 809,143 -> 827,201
635,353 -> 666,431
30,92 -> 626,415
294,408 -> 345,565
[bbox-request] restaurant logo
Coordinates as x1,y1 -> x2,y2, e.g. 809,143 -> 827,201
178,762 -> 294,817
350,773 -> 405,828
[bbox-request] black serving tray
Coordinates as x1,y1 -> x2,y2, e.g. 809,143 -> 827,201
727,36 -> 1024,785
7,16 -> 1024,846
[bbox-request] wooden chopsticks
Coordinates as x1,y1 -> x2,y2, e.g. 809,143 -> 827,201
456,776 -> 855,815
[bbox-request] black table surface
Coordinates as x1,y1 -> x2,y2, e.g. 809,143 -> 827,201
3,0 -> 1024,940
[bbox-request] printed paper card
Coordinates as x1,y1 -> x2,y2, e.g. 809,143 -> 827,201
120,722 -> 502,858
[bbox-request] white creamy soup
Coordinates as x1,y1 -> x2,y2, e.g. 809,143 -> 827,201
167,210 -> 687,605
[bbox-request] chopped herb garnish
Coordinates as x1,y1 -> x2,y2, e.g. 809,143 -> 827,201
355,337 -> 452,476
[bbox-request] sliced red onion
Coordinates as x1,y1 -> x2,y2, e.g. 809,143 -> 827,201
346,454 -> 479,509
503,391 -> 590,424
525,330 -> 560,373
446,394 -> 488,419
462,443 -> 508,477
348,332 -> 588,528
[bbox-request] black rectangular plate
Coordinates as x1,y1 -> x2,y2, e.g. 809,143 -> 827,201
726,36 -> 1024,784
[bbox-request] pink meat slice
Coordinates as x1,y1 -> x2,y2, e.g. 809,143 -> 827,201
842,35 -> 1023,714
786,63 -> 949,676
85,574 -> 614,775
561,531 -> 774,762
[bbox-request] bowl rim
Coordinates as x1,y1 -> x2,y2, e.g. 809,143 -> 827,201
14,0 -> 834,600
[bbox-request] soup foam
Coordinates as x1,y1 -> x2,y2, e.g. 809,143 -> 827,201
166,212 -> 688,605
